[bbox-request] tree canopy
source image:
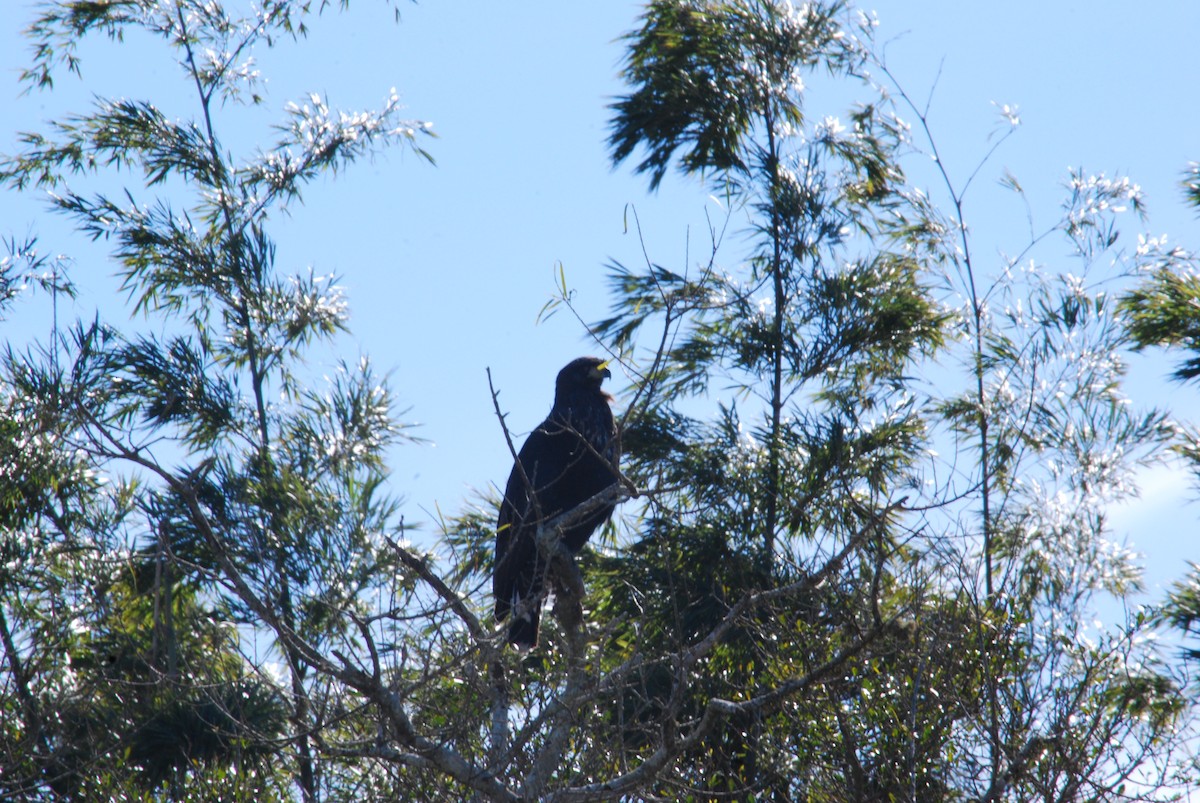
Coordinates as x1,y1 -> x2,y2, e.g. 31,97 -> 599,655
2,1 -> 1199,801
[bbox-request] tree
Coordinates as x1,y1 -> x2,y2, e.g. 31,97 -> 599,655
1,1 -> 429,799
1,1 -> 1195,801
1123,161 -> 1200,690
582,0 -> 1192,798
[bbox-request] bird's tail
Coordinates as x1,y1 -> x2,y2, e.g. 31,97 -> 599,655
507,609 -> 540,649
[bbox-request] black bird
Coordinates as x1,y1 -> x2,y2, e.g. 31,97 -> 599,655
493,357 -> 620,648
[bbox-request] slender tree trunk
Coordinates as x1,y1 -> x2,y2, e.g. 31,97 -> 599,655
279,577 -> 318,803
0,606 -> 48,757
763,109 -> 785,572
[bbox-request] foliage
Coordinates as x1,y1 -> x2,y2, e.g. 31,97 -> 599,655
1,1 -> 428,800
1124,161 -> 1200,687
0,0 -> 1195,801
584,0 -> 1192,798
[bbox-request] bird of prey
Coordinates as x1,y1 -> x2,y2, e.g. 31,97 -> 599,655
493,357 -> 620,648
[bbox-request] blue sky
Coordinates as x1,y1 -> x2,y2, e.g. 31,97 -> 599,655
3,1 -> 1199,604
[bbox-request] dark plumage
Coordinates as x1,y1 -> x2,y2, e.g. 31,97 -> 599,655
493,357 -> 620,648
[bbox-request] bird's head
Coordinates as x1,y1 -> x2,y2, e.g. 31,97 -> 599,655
556,356 -> 612,397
